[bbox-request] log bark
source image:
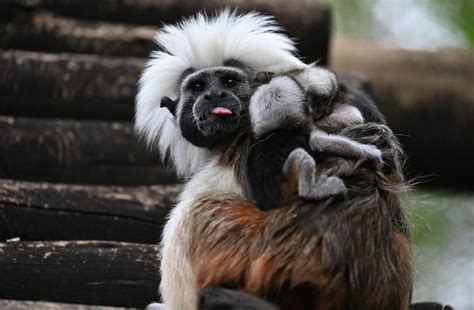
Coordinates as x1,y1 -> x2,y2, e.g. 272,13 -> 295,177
0,241 -> 160,307
331,37 -> 474,189
0,116 -> 177,185
0,10 -> 156,57
0,50 -> 142,121
3,0 -> 330,64
0,179 -> 178,243
0,50 -> 364,120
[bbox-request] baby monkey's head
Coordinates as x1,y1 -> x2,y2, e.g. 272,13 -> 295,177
161,66 -> 252,149
249,66 -> 339,138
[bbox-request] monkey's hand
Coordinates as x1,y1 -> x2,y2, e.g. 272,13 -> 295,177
282,148 -> 347,201
309,129 -> 384,168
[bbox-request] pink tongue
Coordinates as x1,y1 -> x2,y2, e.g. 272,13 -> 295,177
211,107 -> 233,116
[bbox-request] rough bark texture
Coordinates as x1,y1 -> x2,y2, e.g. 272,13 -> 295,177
0,50 -> 143,120
2,0 -> 330,64
331,37 -> 474,189
0,116 -> 177,185
0,241 -> 160,307
0,10 -> 156,57
0,179 -> 178,243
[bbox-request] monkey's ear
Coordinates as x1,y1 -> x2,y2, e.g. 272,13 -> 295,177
254,71 -> 274,85
161,96 -> 178,116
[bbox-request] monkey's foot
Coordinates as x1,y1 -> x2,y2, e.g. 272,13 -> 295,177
300,174 -> 347,201
283,148 -> 347,201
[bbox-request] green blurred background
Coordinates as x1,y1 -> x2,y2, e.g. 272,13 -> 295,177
326,0 -> 473,308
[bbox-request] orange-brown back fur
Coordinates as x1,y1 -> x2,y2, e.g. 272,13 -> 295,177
188,122 -> 412,309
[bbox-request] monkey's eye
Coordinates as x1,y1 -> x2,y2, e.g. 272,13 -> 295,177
189,81 -> 205,93
223,77 -> 238,88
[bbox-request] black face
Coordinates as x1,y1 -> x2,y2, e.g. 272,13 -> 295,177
176,67 -> 252,149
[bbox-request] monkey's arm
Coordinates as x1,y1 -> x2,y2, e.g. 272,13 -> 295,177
309,128 -> 383,167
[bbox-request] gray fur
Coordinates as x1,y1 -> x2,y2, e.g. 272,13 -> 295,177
283,148 -> 347,200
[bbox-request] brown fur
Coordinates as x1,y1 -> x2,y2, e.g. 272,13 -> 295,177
188,122 -> 412,309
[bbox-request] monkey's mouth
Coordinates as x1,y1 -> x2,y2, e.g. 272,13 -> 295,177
196,105 -> 241,135
210,107 -> 233,116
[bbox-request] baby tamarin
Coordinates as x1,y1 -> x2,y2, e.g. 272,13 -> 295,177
245,65 -> 385,210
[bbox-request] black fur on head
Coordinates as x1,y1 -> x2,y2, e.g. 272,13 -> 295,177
174,66 -> 252,149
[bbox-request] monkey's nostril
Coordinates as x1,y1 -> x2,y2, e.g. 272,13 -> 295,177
220,92 -> 227,98
204,94 -> 211,101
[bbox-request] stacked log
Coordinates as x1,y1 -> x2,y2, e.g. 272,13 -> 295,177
0,241 -> 160,307
2,0 -> 331,64
0,179 -> 177,243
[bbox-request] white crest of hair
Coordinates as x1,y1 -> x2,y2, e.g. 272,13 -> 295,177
135,9 -> 305,177
250,76 -> 307,138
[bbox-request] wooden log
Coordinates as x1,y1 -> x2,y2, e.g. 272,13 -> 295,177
0,179 -> 178,243
0,50 -> 143,121
0,241 -> 160,307
3,0 -> 330,64
0,116 -> 177,185
331,37 -> 474,189
0,50 -> 363,120
0,10 -> 156,57
0,299 -> 128,310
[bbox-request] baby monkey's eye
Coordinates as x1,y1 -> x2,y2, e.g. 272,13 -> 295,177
223,77 -> 238,88
189,81 -> 205,92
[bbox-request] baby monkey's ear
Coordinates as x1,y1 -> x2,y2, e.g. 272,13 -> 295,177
161,96 -> 178,116
253,71 -> 275,86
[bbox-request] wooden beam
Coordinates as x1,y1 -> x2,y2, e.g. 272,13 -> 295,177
0,117 -> 177,185
0,179 -> 178,243
331,38 -> 474,189
3,0 -> 330,64
0,241 -> 160,307
0,11 -> 156,57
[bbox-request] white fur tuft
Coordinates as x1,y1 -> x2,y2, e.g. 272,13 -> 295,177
135,9 -> 305,177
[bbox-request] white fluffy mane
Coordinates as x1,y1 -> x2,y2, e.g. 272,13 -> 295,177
135,9 -> 305,178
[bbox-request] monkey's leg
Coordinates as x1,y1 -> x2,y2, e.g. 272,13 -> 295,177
282,148 -> 347,200
309,128 -> 383,167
